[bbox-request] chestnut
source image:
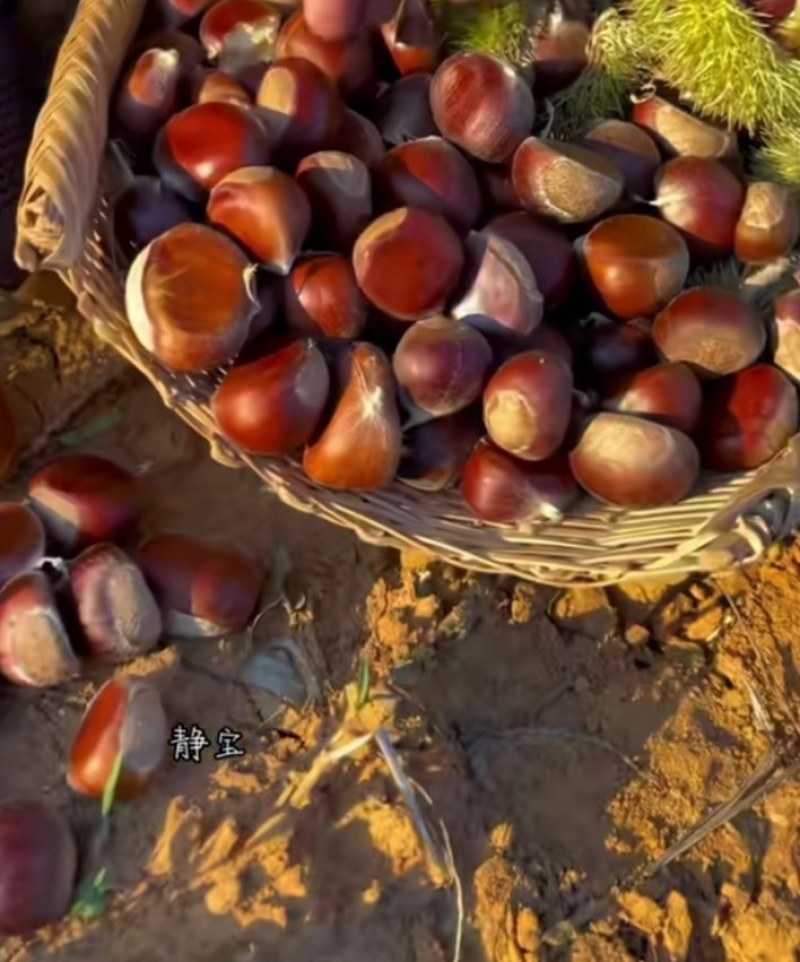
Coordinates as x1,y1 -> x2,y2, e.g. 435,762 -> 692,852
335,108 -> 386,168
587,317 -> 657,383
532,9 -> 590,97
734,182 -> 800,264
580,214 -> 690,319
581,119 -> 661,198
654,156 -> 745,260
485,211 -> 578,309
376,137 -> 481,234
131,29 -> 206,68
295,151 -> 372,252
353,208 -> 464,321
284,255 -> 368,339
192,68 -> 252,105
476,161 -> 519,213
207,167 -> 311,274
68,677 -> 168,799
700,365 -> 799,471
375,73 -> 438,146
126,223 -> 256,373
199,0 -> 282,60
632,94 -> 738,159
393,316 -> 493,417
0,572 -> 79,688
113,176 -> 192,259
28,454 -> 140,552
773,288 -> 800,382
483,351 -> 573,461
154,101 -> 271,202
451,231 -> 543,340
148,0 -> 215,30
139,534 -> 262,637
0,504 -> 45,590
212,339 -> 330,455
653,287 -> 766,378
0,800 -> 77,936
70,544 -> 162,664
570,413 -> 700,508
257,57 -> 342,163
512,138 -> 624,224
462,439 -> 578,524
430,52 -> 535,164
399,409 -> 482,492
303,0 -> 364,40
303,342 -> 402,490
380,0 -> 441,76
602,362 -> 703,435
276,10 -> 376,101
115,48 -> 183,146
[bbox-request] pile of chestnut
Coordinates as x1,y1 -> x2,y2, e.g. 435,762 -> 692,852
113,0 -> 800,524
0,452 -> 264,936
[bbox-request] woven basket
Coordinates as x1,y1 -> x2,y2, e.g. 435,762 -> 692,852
15,0 -> 800,587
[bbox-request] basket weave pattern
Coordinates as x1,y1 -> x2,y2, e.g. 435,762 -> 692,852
15,0 -> 800,586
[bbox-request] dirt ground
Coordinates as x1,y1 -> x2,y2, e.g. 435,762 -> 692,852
2,360 -> 800,962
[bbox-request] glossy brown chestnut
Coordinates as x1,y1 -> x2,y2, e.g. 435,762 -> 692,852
0,385 -> 18,483
581,214 -> 690,319
398,409 -> 482,492
430,52 -> 535,163
0,504 -> 45,590
451,231 -> 543,339
587,317 -> 656,382
139,534 -> 262,637
276,10 -> 376,100
334,109 -> 386,168
653,287 -> 766,378
700,365 -> 799,471
485,211 -> 578,309
602,362 -> 702,434
303,0 -> 364,40
303,342 -> 402,490
741,0 -> 795,21
149,0 -> 215,30
29,454 -> 140,552
207,167 -> 311,274
393,316 -> 493,417
734,181 -> 800,264
353,208 -> 464,321
284,256 -> 368,339
126,223 -> 256,373
581,119 -> 661,199
483,351 -> 573,461
531,9 -> 590,96
462,439 -> 578,523
376,137 -> 481,234
772,288 -> 800,382
115,48 -> 183,145
212,339 -> 330,454
257,57 -> 342,162
70,545 -> 162,664
68,677 -> 168,800
512,138 -> 624,224
295,151 -> 372,252
113,177 -> 192,258
0,572 -> 79,688
131,29 -> 206,68
654,157 -> 745,260
199,0 -> 282,60
154,101 -> 271,202
570,412 -> 700,507
632,95 -> 739,159
380,0 -> 441,76
193,68 -> 252,105
476,162 -> 519,213
375,73 -> 438,146
0,801 -> 77,936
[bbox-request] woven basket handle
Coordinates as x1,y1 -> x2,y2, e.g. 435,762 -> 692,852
14,0 -> 147,274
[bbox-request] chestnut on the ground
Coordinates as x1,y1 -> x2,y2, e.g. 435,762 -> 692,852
284,255 -> 368,339
380,0 -> 440,76
632,95 -> 739,159
334,109 -> 385,168
602,362 -> 703,435
581,120 -> 661,199
295,151 -> 372,252
399,410 -> 483,492
68,677 -> 168,799
0,504 -> 45,590
199,0 -> 282,61
569,412 -> 700,508
586,317 -> 657,383
113,177 -> 192,258
375,74 -> 438,146
653,287 -> 766,379
734,182 -> 800,264
28,453 -> 140,552
115,48 -> 183,145
699,365 -> 799,471
772,288 -> 800,382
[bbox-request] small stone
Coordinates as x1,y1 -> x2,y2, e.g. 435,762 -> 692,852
510,583 -> 543,624
515,907 -> 541,953
551,588 -> 615,639
684,604 -> 726,642
624,624 -> 651,647
573,675 -> 591,694
662,891 -> 693,962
